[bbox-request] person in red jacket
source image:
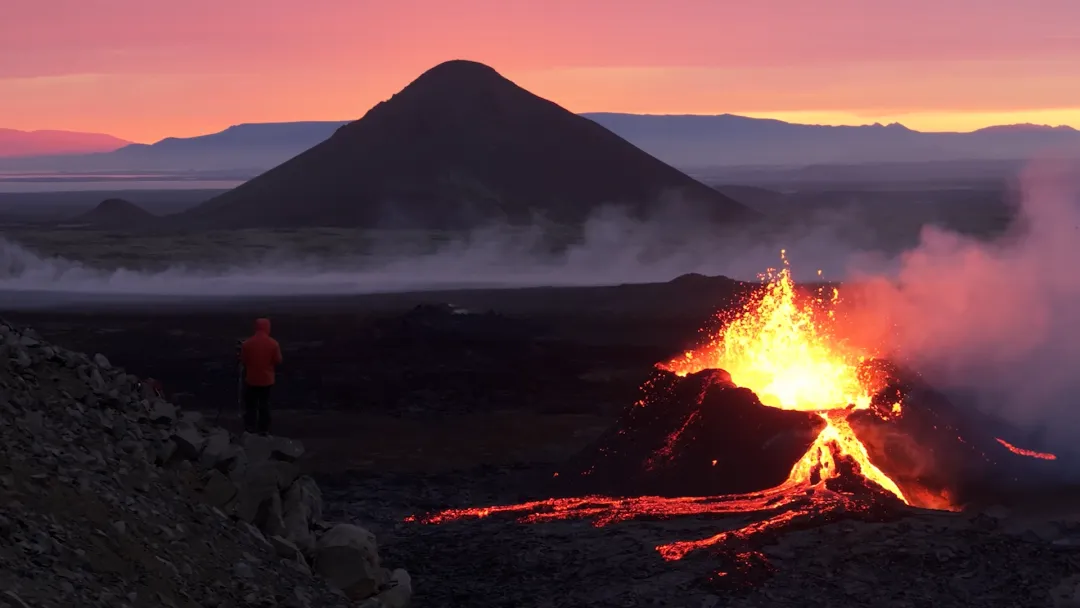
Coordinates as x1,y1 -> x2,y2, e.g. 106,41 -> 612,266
239,318 -> 283,435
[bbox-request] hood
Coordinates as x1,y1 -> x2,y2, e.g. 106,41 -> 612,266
253,318 -> 271,335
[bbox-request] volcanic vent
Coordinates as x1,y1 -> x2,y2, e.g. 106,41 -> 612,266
408,253 -> 1061,582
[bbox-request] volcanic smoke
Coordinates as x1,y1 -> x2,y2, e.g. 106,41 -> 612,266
408,252 -> 1057,578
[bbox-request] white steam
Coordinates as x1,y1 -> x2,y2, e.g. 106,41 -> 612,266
844,160 -> 1080,447
0,203 -> 889,299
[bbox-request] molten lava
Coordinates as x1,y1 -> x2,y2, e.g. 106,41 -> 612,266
995,437 -> 1057,461
412,254 -> 935,576
660,255 -> 874,412
658,253 -> 906,504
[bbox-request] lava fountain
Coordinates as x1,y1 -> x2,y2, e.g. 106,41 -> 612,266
407,253 -> 1050,580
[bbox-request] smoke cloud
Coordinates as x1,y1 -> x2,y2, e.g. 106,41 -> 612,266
0,197 -> 889,301
842,160 -> 1080,450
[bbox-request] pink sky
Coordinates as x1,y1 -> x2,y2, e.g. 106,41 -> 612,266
4,0 -> 1080,143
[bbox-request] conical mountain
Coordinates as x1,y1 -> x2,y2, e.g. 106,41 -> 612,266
180,60 -> 755,229
71,198 -> 159,229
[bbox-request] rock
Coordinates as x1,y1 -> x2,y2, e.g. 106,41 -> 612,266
92,353 -> 111,369
234,561 -> 255,579
244,433 -> 306,464
148,400 -> 177,425
13,348 -> 32,369
88,368 -> 107,393
171,421 -> 206,461
314,523 -> 386,600
2,590 -> 32,608
270,437 -> 306,462
1051,574 -> 1080,607
270,535 -> 306,561
234,461 -> 298,527
243,434 -> 274,464
199,470 -> 239,510
180,410 -> 204,427
282,476 -> 323,555
199,428 -> 234,470
376,569 -> 412,608
155,439 -> 178,465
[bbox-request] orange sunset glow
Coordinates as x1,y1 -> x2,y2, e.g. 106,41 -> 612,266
5,0 -> 1080,143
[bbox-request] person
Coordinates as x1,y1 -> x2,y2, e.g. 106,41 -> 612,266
239,317 -> 283,435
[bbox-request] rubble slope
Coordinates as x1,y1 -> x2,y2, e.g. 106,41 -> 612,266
0,319 -> 411,608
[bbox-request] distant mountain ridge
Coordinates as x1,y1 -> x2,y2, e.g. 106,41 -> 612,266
0,129 -> 131,158
3,114 -> 1080,173
176,60 -> 753,229
0,121 -> 348,172
580,113 -> 1080,167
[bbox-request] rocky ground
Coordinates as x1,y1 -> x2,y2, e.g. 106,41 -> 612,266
0,319 -> 410,607
7,286 -> 1080,607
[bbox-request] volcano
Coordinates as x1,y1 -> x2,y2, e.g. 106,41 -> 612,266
70,198 -> 159,230
177,60 -> 755,230
409,253 -> 1062,585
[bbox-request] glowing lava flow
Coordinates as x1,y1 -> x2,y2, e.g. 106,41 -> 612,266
995,438 -> 1057,461
412,254 -> 922,565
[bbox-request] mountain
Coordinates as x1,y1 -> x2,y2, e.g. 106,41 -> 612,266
177,60 -> 754,230
582,113 -> 1080,167
68,198 -> 160,229
0,129 -> 131,158
0,122 -> 348,173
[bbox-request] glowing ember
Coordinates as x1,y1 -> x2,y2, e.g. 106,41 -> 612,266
411,254 -> 934,575
996,438 -> 1057,461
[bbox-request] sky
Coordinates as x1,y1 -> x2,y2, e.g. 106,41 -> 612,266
4,0 -> 1080,143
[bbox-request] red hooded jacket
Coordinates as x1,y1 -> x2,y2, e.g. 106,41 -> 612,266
240,318 -> 283,387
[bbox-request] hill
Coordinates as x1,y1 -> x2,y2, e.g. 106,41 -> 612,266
0,128 -> 131,158
582,113 -> 1080,167
178,60 -> 754,229
68,198 -> 160,229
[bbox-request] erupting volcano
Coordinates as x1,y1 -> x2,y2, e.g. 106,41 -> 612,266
408,253 -> 1060,583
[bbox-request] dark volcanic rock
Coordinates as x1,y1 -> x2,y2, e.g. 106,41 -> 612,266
178,60 -> 756,230
559,368 -> 825,496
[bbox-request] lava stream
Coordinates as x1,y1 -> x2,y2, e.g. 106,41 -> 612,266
995,437 -> 1057,460
414,411 -> 906,559
411,254 -> 926,565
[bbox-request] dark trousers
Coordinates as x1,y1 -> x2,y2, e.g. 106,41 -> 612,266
243,384 -> 272,435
